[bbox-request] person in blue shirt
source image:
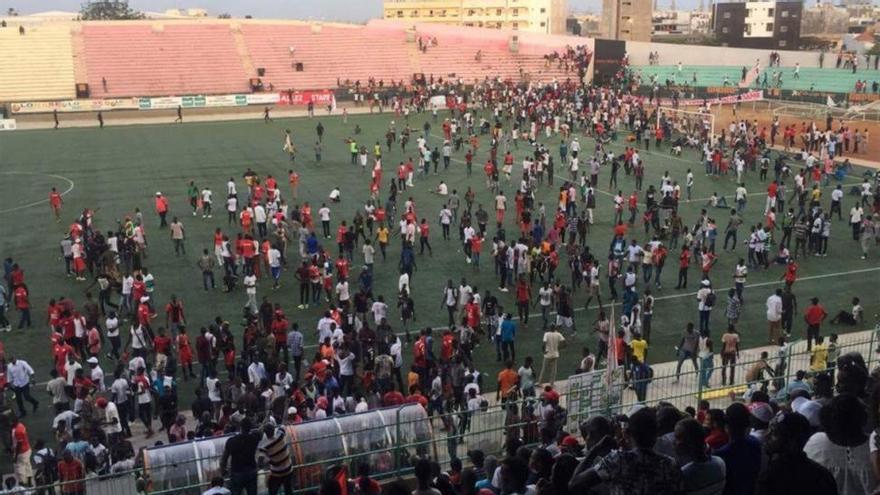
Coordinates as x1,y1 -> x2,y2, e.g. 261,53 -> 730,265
714,402 -> 762,495
500,313 -> 517,362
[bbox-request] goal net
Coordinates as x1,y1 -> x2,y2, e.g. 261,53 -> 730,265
656,106 -> 715,147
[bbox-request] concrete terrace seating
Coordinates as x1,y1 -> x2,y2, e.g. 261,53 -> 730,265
0,24 -> 75,102
81,24 -> 250,98
759,67 -> 880,93
241,24 -> 412,90
634,65 -> 747,88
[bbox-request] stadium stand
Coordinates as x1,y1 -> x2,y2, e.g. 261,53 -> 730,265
241,23 -> 412,90
81,23 -> 250,98
633,65 -> 751,89
0,24 -> 76,102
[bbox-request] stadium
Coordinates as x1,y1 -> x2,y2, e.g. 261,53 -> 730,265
2,3 -> 880,495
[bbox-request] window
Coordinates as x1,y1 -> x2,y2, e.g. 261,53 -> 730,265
781,10 -> 789,17
766,22 -> 773,31
512,8 -> 518,16
468,9 -> 475,16
722,26 -> 729,33
779,25 -> 787,32
723,11 -> 731,19
540,21 -> 546,27
745,9 -> 750,17
496,8 -> 502,15
396,10 -> 403,17
778,40 -> 786,47
768,8 -> 774,16
540,7 -> 546,13
513,22 -> 519,29
744,24 -> 750,35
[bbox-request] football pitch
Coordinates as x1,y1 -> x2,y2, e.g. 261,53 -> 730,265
1,108 -> 879,456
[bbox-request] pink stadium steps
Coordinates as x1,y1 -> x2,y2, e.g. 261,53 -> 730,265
242,25 -> 413,90
82,24 -> 250,98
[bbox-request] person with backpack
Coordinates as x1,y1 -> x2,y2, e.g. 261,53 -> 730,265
696,279 -> 715,335
440,279 -> 458,327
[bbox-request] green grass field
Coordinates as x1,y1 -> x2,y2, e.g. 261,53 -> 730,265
1,109 -> 879,462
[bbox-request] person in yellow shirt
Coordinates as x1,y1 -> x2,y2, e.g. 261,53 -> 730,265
376,225 -> 390,260
630,332 -> 648,365
810,335 -> 829,372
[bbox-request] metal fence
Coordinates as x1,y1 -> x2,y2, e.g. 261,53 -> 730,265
15,328 -> 880,495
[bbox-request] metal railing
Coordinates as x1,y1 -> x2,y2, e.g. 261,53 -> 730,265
15,327 -> 880,495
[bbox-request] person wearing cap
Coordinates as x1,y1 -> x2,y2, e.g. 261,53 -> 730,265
748,402 -> 774,443
757,412 -> 837,494
696,278 -> 715,335
87,356 -> 105,391
155,192 -> 169,229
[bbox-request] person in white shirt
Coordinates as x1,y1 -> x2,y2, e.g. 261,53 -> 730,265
268,246 -> 282,289
244,274 -> 257,314
202,477 -> 232,495
6,356 -> 39,416
766,288 -> 784,344
328,187 -> 341,203
200,187 -> 213,218
318,204 -> 332,238
87,357 -> 105,392
371,297 -> 388,325
335,279 -> 351,306
830,184 -> 844,221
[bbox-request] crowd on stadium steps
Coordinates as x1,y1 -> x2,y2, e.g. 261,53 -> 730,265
4,60 -> 880,495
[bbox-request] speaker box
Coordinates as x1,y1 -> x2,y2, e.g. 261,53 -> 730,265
295,63 -> 304,72
257,67 -> 266,76
76,83 -> 90,98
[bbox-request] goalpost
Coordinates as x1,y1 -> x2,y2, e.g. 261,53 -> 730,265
656,106 -> 716,147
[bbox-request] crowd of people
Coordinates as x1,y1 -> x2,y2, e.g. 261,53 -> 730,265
3,41 -> 880,495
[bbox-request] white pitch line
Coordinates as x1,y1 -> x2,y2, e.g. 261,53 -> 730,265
0,171 -> 76,215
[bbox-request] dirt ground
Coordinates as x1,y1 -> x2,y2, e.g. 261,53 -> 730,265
710,102 -> 880,168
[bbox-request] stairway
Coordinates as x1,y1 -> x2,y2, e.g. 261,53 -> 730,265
232,25 -> 258,79
739,63 -> 760,88
70,25 -> 89,91
406,30 -> 422,76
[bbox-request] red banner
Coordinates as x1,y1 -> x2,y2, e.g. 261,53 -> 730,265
277,89 -> 336,106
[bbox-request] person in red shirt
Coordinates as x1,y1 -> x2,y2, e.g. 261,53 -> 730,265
804,297 -> 827,351
9,264 -> 24,289
676,246 -> 691,289
470,235 -> 483,271
700,247 -> 716,275
57,448 -> 85,494
154,192 -> 169,229
335,256 -> 350,280
153,327 -> 172,371
177,326 -> 194,380
49,187 -> 63,222
11,417 -> 33,486
515,276 -> 531,325
270,312 -> 289,358
164,295 -> 185,333
781,259 -> 798,287
13,285 -> 30,329
418,219 -> 432,256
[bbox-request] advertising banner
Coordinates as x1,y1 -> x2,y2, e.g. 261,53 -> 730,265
277,89 -> 336,106
9,98 -> 139,114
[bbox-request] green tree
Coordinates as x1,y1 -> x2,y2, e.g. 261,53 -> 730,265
80,1 -> 145,20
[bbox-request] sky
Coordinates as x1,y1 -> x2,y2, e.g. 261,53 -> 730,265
10,0 -> 618,21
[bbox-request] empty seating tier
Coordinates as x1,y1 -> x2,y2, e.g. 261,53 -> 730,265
81,23 -> 250,98
0,25 -> 75,102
